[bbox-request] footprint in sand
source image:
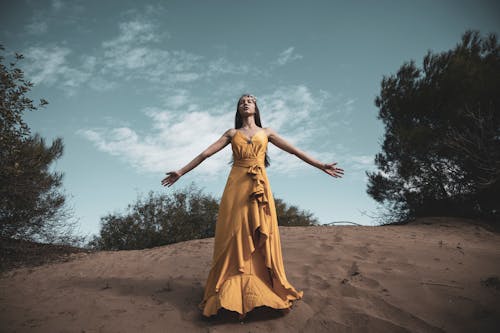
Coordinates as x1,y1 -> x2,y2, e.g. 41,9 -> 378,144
309,273 -> 332,289
346,262 -> 381,290
340,279 -> 359,298
301,263 -> 313,278
353,244 -> 373,260
376,256 -> 387,264
359,276 -> 381,289
320,243 -> 335,251
348,262 -> 360,277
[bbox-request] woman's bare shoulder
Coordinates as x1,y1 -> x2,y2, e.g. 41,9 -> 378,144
264,127 -> 277,136
224,128 -> 237,139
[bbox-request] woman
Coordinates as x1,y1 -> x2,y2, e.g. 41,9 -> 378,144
161,94 -> 344,321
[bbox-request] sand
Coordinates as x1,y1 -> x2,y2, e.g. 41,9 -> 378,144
1,216 -> 499,332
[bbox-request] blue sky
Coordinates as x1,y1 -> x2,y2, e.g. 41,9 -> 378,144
1,0 -> 499,239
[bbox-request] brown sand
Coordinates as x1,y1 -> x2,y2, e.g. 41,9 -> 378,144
1,217 -> 499,332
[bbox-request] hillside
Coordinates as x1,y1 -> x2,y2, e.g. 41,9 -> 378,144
1,217 -> 499,332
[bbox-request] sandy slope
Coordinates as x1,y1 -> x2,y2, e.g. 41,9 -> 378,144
1,217 -> 499,333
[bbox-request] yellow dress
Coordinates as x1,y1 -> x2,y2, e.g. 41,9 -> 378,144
198,128 -> 304,317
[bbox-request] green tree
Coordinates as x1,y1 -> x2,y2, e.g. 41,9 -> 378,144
367,30 -> 500,223
275,197 -> 319,226
0,45 -> 82,245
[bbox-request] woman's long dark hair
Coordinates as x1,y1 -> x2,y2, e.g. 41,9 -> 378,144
230,94 -> 270,167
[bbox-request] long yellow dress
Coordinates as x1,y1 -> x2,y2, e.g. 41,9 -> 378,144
198,128 -> 304,317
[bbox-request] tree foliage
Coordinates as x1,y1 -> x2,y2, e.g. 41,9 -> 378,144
275,197 -> 319,227
87,183 -> 220,251
0,45 -> 82,245
0,46 -> 47,148
88,183 -> 319,251
367,30 -> 500,223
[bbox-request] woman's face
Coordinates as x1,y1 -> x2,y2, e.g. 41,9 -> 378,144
238,96 -> 256,116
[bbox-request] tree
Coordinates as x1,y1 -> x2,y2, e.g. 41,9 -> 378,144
0,45 -> 83,245
367,30 -> 500,223
275,197 -> 319,227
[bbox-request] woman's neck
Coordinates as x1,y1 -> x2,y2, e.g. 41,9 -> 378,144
240,117 -> 258,129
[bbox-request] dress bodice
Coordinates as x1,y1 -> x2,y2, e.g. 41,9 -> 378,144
231,129 -> 268,164
230,128 -> 270,220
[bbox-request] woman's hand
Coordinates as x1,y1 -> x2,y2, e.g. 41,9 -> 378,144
161,170 -> 183,187
321,162 -> 344,178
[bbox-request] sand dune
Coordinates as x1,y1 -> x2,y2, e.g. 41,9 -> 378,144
1,217 -> 499,332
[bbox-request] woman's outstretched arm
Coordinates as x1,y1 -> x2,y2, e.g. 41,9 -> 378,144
161,129 -> 234,187
267,127 -> 344,178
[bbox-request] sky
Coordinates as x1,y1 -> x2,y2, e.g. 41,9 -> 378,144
1,0 -> 499,240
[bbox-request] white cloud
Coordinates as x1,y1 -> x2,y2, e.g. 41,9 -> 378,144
100,20 -> 203,85
51,0 -> 64,11
77,85 -> 358,177
258,86 -> 333,173
23,46 -> 93,95
77,107 -> 234,176
99,21 -> 259,84
102,21 -> 159,48
259,85 -> 329,136
160,89 -> 190,109
24,46 -> 70,85
88,77 -> 117,91
207,57 -> 255,76
25,18 -> 48,35
23,16 -> 204,93
348,155 -> 375,170
275,47 -> 303,66
172,72 -> 201,83
335,154 -> 378,183
24,0 -> 83,35
22,12 -> 270,94
78,87 -> 233,175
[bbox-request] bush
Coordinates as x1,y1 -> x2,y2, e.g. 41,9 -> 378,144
88,183 -> 319,250
87,183 -> 219,250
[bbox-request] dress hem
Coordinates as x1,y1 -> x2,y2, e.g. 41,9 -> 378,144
199,273 -> 303,317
